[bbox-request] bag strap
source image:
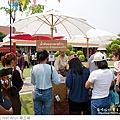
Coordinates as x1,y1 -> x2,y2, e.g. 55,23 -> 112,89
51,65 -> 53,80
10,68 -> 15,87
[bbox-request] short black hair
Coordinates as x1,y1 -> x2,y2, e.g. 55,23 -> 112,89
17,49 -> 21,54
94,60 -> 108,69
37,50 -> 49,62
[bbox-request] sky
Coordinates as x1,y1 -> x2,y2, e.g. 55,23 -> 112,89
0,0 -> 120,35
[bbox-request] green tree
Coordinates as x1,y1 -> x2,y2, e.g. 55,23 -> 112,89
111,44 -> 119,50
27,4 -> 44,15
70,51 -> 75,55
76,50 -> 84,56
79,55 -> 85,61
0,0 -> 44,23
54,50 -> 60,57
67,44 -> 73,51
0,32 -> 7,42
66,49 -> 70,56
106,40 -> 120,53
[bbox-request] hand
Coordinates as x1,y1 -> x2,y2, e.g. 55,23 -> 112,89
21,67 -> 24,71
116,74 -> 120,92
114,71 -> 117,76
116,74 -> 120,84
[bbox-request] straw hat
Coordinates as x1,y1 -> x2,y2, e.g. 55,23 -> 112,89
97,44 -> 106,51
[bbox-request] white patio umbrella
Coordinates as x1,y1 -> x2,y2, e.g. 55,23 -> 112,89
10,9 -> 95,39
68,28 -> 119,59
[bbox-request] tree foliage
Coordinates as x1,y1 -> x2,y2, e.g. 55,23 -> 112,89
106,40 -> 120,53
67,44 -> 73,51
76,50 -> 84,56
27,4 -> 44,15
79,55 -> 85,61
0,0 -> 44,22
0,32 -> 7,42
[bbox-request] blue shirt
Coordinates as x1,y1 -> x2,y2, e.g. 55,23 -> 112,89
66,67 -> 90,103
31,64 -> 60,89
87,54 -> 97,73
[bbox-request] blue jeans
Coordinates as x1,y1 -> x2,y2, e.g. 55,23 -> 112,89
33,88 -> 53,115
91,96 -> 111,115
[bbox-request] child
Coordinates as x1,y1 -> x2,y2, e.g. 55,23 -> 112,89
112,48 -> 120,102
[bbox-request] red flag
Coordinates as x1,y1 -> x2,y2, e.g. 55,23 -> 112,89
10,0 -> 14,2
58,0 -> 60,3
33,0 -> 36,6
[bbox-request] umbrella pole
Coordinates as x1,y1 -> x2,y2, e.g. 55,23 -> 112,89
86,37 -> 89,60
51,14 -> 54,39
10,0 -> 12,52
50,14 -> 54,65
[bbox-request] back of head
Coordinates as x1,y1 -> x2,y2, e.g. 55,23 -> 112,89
69,54 -> 83,74
37,50 -> 49,62
1,52 -> 17,67
17,50 -> 22,54
92,52 -> 106,62
92,52 -> 108,69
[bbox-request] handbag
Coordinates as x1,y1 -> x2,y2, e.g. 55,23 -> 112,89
10,69 -> 23,96
0,97 -> 12,110
10,86 -> 21,96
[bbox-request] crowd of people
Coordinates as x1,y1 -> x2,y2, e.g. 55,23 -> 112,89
0,44 -> 120,115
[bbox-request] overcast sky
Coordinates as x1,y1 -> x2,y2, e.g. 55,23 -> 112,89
0,0 -> 120,35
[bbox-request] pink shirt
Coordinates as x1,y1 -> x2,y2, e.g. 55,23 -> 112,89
114,60 -> 120,73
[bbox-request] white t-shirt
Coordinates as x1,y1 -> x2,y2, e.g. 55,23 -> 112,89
88,69 -> 113,99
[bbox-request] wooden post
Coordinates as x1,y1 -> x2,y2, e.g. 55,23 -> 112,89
86,37 -> 89,60
13,41 -> 16,54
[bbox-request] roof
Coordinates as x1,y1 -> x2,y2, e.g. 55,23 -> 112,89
0,46 -> 12,52
0,26 -> 16,34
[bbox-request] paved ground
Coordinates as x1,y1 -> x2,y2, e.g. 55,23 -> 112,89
20,77 -> 34,94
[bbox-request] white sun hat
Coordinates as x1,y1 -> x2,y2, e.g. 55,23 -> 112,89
97,44 -> 106,51
92,52 -> 107,62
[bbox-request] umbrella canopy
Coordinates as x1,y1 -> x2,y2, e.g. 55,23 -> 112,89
3,33 -> 65,44
67,28 -> 119,59
10,34 -> 64,40
10,9 -> 95,39
10,34 -> 35,40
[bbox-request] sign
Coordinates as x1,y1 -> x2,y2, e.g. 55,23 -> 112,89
36,40 -> 67,51
49,54 -> 54,62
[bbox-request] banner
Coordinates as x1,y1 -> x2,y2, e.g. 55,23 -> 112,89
36,40 -> 67,51
22,0 -> 26,7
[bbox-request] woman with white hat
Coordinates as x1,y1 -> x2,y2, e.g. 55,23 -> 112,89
85,52 -> 114,115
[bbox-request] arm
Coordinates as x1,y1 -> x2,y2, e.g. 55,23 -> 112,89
52,66 -> 60,85
85,71 -> 95,89
21,56 -> 25,71
85,80 -> 93,89
54,57 -> 59,71
116,74 -> 120,93
66,70 -> 73,89
86,62 -> 89,69
0,106 -> 13,115
30,68 -> 36,85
